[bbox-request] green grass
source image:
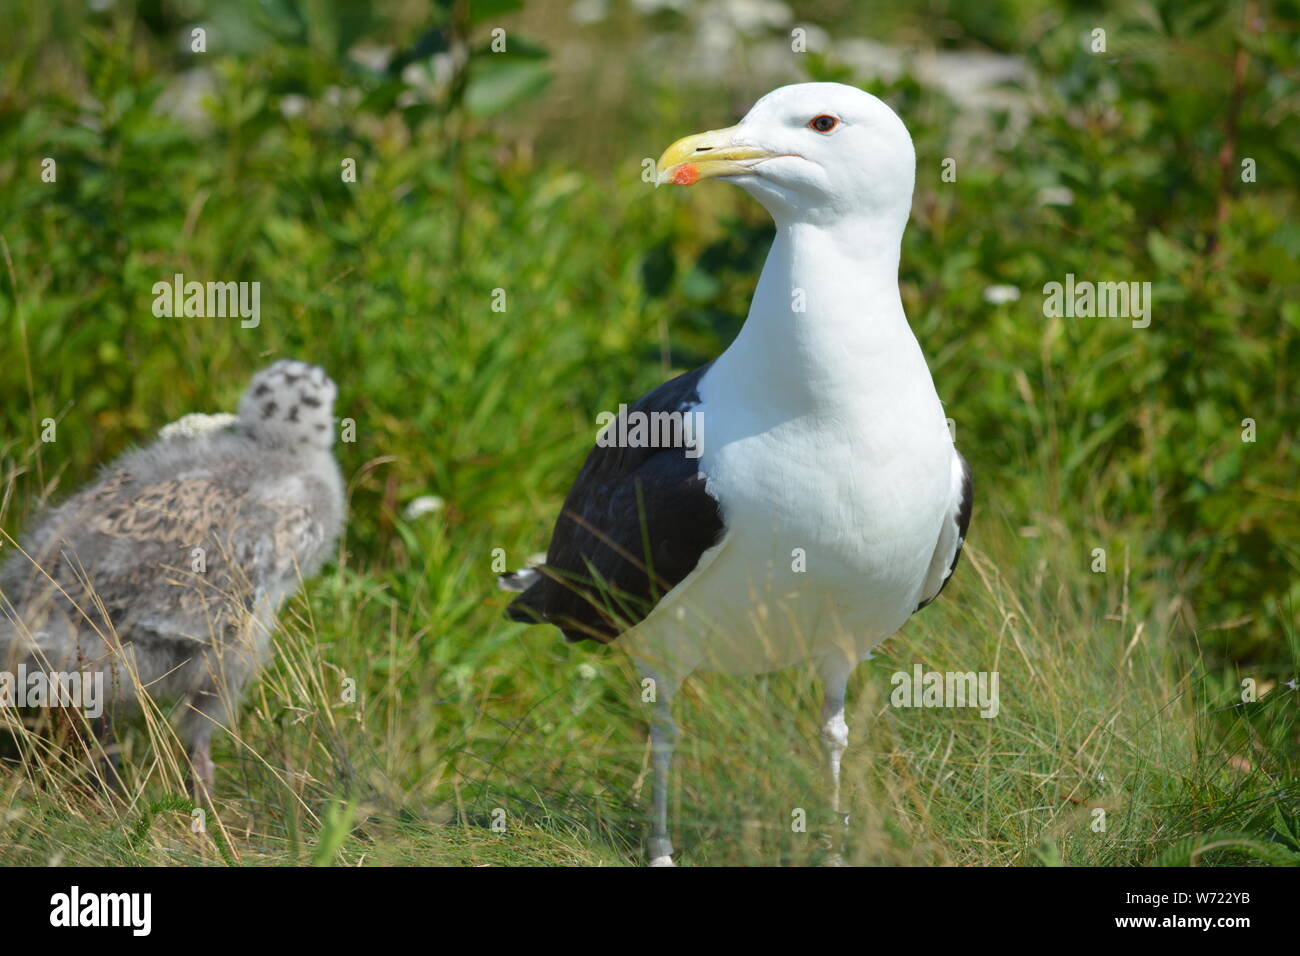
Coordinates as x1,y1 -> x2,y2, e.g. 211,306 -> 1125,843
0,0 -> 1297,866
3,515 -> 1296,866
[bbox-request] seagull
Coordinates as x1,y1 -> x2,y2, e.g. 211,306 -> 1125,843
0,360 -> 345,798
502,83 -> 972,866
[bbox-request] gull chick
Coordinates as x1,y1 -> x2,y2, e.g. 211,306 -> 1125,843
0,360 -> 345,797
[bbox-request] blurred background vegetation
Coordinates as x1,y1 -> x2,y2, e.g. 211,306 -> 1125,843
0,0 -> 1296,865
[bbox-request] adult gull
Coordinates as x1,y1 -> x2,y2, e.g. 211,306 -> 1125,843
504,82 -> 972,866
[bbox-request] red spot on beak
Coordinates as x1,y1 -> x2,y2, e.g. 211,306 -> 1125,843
669,163 -> 698,186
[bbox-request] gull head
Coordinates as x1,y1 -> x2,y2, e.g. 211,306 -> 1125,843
655,82 -> 915,228
237,359 -> 338,451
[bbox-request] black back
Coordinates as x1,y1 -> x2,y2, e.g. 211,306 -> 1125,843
507,363 -> 725,643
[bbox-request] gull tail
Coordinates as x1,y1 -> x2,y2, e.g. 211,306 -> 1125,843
497,568 -> 541,594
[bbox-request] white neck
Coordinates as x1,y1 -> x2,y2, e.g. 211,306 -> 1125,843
710,216 -> 928,416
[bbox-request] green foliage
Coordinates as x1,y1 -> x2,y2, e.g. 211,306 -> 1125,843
0,0 -> 1295,866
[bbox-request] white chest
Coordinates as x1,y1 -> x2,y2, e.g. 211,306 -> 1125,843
630,355 -> 953,677
625,220 -> 953,676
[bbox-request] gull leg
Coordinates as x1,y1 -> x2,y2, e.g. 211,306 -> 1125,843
92,713 -> 123,794
817,652 -> 853,863
642,669 -> 680,867
188,729 -> 215,805
178,685 -> 227,806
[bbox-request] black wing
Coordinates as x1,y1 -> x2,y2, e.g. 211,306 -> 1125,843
507,363 -> 725,643
915,449 -> 973,612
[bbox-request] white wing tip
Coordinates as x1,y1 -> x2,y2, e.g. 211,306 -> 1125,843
497,568 -> 541,593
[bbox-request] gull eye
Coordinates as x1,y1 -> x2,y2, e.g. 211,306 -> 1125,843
808,114 -> 839,134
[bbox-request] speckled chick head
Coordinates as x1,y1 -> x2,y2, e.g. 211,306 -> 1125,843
237,360 -> 337,450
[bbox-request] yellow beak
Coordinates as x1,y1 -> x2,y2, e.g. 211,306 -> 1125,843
655,124 -> 773,186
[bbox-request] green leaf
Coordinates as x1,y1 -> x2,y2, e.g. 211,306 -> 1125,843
468,0 -> 525,24
464,58 -> 551,117
1147,230 -> 1191,274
